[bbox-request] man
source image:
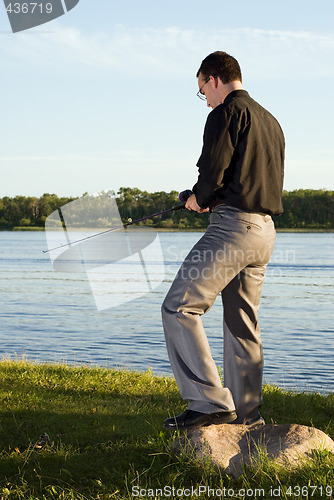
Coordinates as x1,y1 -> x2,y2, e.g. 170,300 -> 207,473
162,51 -> 284,430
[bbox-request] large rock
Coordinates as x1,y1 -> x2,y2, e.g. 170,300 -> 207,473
170,424 -> 334,478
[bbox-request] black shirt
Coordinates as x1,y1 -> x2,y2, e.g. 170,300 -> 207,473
193,90 -> 285,215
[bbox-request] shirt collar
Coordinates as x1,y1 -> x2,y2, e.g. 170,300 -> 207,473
223,89 -> 249,105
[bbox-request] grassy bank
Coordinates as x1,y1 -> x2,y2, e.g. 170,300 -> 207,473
0,360 -> 333,500
2,226 -> 334,233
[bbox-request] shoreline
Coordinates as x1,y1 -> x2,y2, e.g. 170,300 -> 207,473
1,226 -> 334,233
0,357 -> 332,395
1,356 -> 332,396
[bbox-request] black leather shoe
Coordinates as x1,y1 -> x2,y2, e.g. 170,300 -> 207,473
231,412 -> 265,428
163,409 -> 237,430
244,414 -> 265,428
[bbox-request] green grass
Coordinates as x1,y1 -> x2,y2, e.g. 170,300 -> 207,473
0,360 -> 333,500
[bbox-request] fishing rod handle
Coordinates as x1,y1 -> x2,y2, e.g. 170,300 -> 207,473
179,189 -> 193,203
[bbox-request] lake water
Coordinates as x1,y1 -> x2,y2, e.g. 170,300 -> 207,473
0,230 -> 333,394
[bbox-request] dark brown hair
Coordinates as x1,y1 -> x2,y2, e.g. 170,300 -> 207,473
196,51 -> 242,84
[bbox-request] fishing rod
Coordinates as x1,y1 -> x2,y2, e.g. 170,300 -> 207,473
43,190 -> 193,254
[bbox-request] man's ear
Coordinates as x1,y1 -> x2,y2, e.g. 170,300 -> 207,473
210,76 -> 219,88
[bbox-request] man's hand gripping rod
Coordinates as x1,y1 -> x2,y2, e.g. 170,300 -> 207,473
43,190 -> 193,254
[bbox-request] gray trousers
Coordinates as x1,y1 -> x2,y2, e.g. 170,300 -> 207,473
161,205 -> 276,422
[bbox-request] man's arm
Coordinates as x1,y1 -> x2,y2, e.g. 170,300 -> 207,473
193,109 -> 235,208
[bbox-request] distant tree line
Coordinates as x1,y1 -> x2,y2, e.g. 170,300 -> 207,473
272,189 -> 334,229
0,188 -> 333,230
0,193 -> 78,229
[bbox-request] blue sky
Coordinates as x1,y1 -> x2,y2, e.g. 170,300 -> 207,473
1,0 -> 333,197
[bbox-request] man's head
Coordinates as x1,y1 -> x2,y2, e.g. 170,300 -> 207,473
196,51 -> 242,84
196,51 -> 243,109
